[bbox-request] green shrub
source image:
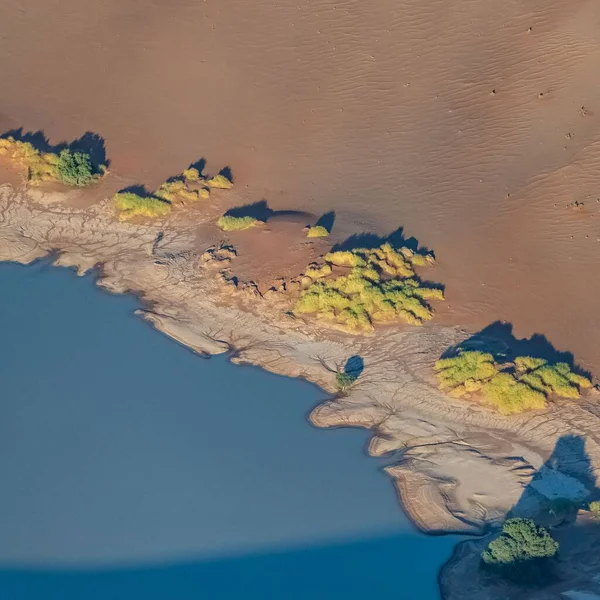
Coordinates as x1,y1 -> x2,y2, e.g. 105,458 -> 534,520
217,215 -> 258,231
295,243 -> 442,332
113,192 -> 171,220
482,518 -> 558,579
56,149 -> 94,186
589,500 -> 600,519
435,350 -> 591,414
336,371 -> 357,392
307,225 -> 329,238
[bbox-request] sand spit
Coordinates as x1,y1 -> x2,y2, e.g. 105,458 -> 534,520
1,184 -> 599,544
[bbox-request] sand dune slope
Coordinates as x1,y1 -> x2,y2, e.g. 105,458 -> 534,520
0,0 -> 599,369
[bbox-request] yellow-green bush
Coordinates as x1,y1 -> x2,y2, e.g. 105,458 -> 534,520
304,263 -> 332,280
589,501 -> 600,519
183,167 -> 201,182
307,225 -> 329,238
295,243 -> 442,332
155,180 -> 204,203
217,215 -> 259,231
113,192 -> 171,220
206,174 -> 233,189
435,350 -> 592,414
0,137 -> 104,186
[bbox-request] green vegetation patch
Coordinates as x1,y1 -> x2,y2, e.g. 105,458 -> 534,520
155,179 -> 207,203
307,225 -> 329,238
482,518 -> 558,581
56,149 -> 94,186
589,500 -> 600,519
336,371 -> 357,392
113,192 -> 171,220
435,350 -> 591,414
294,243 -> 443,332
206,173 -> 234,189
0,137 -> 105,186
217,215 -> 259,231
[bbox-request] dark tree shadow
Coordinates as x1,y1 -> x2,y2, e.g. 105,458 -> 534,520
225,200 -> 315,224
225,200 -> 273,221
2,128 -> 56,153
344,355 -> 364,379
332,226 -> 433,257
315,211 -> 335,233
510,434 -> 599,524
68,132 -> 110,171
440,321 -> 591,379
188,158 -> 206,176
218,166 -> 234,183
118,184 -> 165,201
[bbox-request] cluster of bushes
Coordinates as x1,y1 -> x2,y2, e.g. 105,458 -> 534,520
114,166 -> 233,220
0,137 -> 104,186
217,215 -> 259,231
482,518 -> 558,581
435,351 -> 591,414
294,243 -> 443,332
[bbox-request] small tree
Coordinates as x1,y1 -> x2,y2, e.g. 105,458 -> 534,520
56,149 -> 94,186
482,518 -> 558,581
335,371 -> 357,392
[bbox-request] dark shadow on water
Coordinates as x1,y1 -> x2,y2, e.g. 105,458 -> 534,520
315,211 -> 335,233
0,533 -> 454,600
344,355 -> 364,379
440,321 -> 591,378
332,226 -> 433,256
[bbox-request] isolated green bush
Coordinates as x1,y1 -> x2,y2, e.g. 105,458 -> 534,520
56,149 -> 94,186
589,500 -> 600,519
482,518 -> 558,567
335,371 -> 357,392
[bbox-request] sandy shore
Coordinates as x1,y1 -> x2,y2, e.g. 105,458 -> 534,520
2,184 -> 599,552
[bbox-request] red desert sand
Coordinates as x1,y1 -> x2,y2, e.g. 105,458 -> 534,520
1,1 -> 600,598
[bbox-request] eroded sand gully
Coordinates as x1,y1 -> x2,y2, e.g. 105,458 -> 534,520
1,185 -> 599,538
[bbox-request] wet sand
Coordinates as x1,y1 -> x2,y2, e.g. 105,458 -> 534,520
0,0 -> 599,372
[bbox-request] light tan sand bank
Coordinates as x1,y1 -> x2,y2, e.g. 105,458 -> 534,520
1,185 -> 599,541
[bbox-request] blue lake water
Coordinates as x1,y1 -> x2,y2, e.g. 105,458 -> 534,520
0,260 -> 457,599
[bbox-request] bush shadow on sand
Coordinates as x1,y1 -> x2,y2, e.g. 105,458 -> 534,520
332,226 -> 433,256
224,200 -> 315,225
440,321 -> 592,380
